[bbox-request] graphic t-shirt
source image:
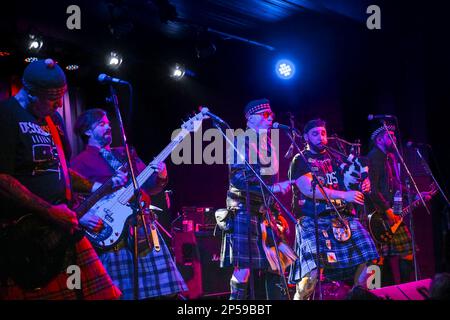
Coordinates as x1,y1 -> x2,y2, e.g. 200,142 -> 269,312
289,149 -> 349,218
0,98 -> 71,219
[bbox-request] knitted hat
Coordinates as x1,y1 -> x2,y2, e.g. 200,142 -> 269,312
370,122 -> 396,141
303,118 -> 326,134
244,98 -> 272,119
22,58 -> 67,99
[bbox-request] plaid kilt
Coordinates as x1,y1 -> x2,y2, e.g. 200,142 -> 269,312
379,222 -> 412,257
99,229 -> 187,300
0,237 -> 121,300
220,208 -> 270,270
289,214 -> 379,283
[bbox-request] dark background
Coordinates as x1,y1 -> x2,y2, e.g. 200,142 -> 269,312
1,0 -> 449,278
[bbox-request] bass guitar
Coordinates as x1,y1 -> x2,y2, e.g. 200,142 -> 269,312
82,109 -> 208,249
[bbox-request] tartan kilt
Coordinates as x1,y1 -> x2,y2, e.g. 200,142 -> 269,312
289,214 -> 379,283
99,229 -> 187,300
220,208 -> 270,270
379,223 -> 413,257
0,237 -> 121,300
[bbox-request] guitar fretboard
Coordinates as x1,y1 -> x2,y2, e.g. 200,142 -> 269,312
117,131 -> 187,203
75,175 -> 115,217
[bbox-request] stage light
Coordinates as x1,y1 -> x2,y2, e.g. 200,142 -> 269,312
276,59 -> 296,79
107,52 -> 123,68
66,64 -> 79,71
24,57 -> 39,63
28,35 -> 43,52
170,64 -> 186,80
0,51 -> 11,57
170,63 -> 196,80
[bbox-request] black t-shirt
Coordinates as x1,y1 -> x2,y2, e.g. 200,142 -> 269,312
289,149 -> 349,218
0,98 -> 71,219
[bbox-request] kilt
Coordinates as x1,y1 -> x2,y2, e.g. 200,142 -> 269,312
289,214 -> 379,283
0,237 -> 121,300
220,208 -> 270,270
379,223 -> 413,257
99,229 -> 187,300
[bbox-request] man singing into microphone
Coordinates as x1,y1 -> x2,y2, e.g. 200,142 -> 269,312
220,98 -> 294,300
71,108 -> 187,299
288,119 -> 379,300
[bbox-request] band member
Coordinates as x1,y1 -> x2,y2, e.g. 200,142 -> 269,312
220,98 -> 294,300
367,123 -> 431,285
0,59 -> 121,299
288,119 -> 379,300
71,108 -> 187,300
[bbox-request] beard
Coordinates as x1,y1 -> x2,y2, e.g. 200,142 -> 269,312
310,142 -> 326,153
97,132 -> 112,148
386,142 -> 397,153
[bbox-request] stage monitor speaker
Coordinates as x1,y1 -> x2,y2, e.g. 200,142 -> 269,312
371,278 -> 431,300
173,231 -> 232,299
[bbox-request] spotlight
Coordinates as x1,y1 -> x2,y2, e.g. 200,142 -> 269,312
275,59 -> 296,80
28,35 -> 43,52
66,64 -> 79,71
107,52 -> 123,68
170,63 -> 196,80
170,64 -> 185,80
24,57 -> 39,63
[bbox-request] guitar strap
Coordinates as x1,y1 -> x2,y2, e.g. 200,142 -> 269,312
45,115 -> 72,202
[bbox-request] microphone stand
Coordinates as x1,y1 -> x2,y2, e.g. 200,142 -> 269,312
208,114 -> 294,300
107,84 -> 152,300
281,129 -> 350,300
380,121 -> 430,281
414,148 -> 450,207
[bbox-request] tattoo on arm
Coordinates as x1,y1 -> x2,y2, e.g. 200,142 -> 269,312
69,169 -> 94,193
0,173 -> 52,216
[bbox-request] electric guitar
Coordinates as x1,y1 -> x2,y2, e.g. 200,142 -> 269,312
368,184 -> 437,244
82,109 -> 208,249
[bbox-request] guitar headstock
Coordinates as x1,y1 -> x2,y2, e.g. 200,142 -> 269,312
180,107 -> 210,133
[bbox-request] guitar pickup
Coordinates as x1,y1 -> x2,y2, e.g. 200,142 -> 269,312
104,214 -> 113,223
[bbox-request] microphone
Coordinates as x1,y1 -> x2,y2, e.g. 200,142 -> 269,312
199,106 -> 228,127
367,114 -> 396,121
272,122 -> 301,134
98,73 -> 129,85
406,141 -> 432,149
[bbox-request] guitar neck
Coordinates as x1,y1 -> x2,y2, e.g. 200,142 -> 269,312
75,176 -> 115,218
117,130 -> 188,203
400,189 -> 436,218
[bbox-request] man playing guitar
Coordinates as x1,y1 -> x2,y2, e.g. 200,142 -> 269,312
368,123 -> 433,286
0,59 -> 120,299
71,108 -> 187,300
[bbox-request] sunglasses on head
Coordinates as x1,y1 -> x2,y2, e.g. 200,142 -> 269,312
255,110 -> 275,119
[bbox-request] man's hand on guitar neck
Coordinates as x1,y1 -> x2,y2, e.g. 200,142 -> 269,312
415,191 -> 433,202
386,208 -> 402,225
48,204 -> 79,233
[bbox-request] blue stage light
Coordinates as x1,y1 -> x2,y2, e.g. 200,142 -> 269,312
276,59 -> 295,79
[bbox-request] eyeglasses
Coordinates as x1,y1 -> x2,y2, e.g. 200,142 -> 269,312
255,111 -> 275,119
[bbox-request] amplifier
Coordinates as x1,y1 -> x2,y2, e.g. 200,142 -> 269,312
181,206 -> 216,232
